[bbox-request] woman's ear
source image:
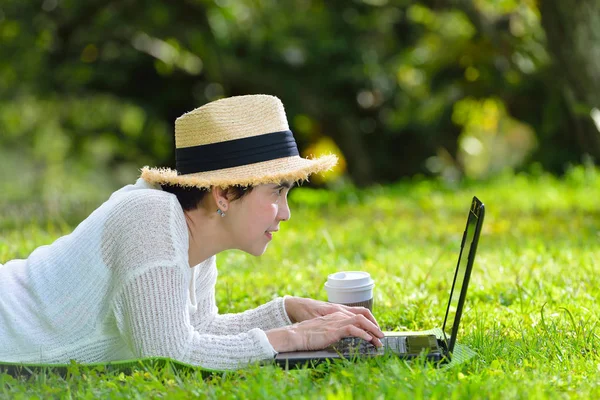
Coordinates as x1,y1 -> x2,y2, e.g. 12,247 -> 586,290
211,186 -> 229,212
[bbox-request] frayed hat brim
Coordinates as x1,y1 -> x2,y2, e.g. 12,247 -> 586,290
141,154 -> 338,189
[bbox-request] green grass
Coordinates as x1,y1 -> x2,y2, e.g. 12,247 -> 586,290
1,166 -> 600,399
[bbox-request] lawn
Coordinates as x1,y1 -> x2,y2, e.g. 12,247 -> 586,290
1,166 -> 599,399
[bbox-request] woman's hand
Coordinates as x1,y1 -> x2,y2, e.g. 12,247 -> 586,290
285,296 -> 379,329
266,311 -> 384,353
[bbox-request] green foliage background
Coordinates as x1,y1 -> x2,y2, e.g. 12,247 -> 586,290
1,0 -> 597,197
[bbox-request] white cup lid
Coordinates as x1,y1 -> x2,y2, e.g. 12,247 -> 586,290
325,271 -> 373,289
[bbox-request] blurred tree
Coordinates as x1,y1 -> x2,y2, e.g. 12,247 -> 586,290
0,0 -> 597,193
539,0 -> 600,162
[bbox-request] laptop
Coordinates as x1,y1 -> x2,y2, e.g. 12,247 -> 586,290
275,196 -> 485,368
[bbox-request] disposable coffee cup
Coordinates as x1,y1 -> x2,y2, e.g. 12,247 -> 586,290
324,271 -> 375,311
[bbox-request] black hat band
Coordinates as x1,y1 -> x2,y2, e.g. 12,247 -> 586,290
175,130 -> 300,174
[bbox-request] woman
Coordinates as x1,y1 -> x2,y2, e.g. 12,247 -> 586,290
0,95 -> 383,370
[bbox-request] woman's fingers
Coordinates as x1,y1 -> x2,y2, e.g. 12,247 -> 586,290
316,301 -> 382,333
348,314 -> 384,338
344,306 -> 380,328
370,336 -> 383,347
325,312 -> 384,339
325,312 -> 384,347
331,308 -> 356,319
342,325 -> 373,342
293,311 -> 386,351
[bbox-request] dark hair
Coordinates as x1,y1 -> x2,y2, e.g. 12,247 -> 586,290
161,184 -> 253,211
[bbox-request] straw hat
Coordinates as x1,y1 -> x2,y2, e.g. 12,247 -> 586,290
141,94 -> 338,188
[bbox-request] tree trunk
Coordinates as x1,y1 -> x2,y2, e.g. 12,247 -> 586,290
539,0 -> 600,162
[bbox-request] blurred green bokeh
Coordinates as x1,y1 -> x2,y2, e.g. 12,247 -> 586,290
1,0 -> 599,206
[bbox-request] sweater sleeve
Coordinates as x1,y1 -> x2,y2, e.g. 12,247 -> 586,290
202,297 -> 293,335
188,258 -> 292,334
112,264 -> 277,371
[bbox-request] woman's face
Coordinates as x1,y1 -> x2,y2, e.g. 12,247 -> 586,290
225,183 -> 292,256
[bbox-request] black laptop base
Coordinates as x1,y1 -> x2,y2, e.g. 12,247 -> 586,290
274,334 -> 449,369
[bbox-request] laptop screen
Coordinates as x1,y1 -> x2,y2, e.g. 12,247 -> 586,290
441,197 -> 484,353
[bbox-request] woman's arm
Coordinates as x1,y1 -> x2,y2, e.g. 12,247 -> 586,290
112,264 -> 276,371
200,297 -> 292,334
189,258 -> 292,334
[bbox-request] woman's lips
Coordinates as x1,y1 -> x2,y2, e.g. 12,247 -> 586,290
265,230 -> 278,240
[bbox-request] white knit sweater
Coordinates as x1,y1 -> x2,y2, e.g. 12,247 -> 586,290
0,178 -> 292,370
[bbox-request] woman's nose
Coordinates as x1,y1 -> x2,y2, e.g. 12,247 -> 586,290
279,199 -> 291,222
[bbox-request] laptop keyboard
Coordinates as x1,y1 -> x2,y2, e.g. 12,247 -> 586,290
332,337 -> 379,355
331,336 -> 408,356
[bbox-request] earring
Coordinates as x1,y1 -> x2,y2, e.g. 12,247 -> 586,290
217,209 -> 226,217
